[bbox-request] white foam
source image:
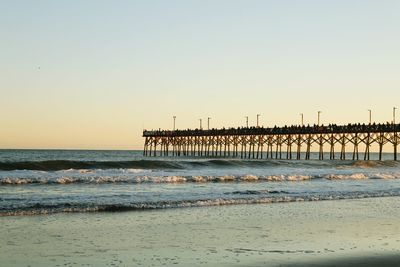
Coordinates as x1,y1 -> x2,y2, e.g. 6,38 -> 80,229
4,170 -> 400,186
155,176 -> 187,183
374,173 -> 396,179
325,173 -> 368,180
135,176 -> 150,183
2,177 -> 30,184
125,168 -> 146,173
287,175 -> 311,181
241,175 -> 258,181
265,175 -> 285,181
192,176 -> 206,182
217,175 -> 236,181
92,176 -> 127,183
79,169 -> 94,174
56,177 -> 74,184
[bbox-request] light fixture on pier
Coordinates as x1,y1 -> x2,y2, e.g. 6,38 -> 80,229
317,111 -> 322,126
199,119 -> 202,130
300,113 -> 304,126
394,107 -> 397,124
173,116 -> 176,131
245,116 -> 249,128
257,114 -> 260,127
207,117 -> 211,130
368,109 -> 372,124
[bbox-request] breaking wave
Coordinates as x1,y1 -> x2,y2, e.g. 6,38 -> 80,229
0,160 -> 184,171
1,159 -> 400,171
2,191 -> 399,216
2,173 -> 400,185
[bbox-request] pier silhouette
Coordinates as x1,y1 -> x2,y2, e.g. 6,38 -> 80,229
143,123 -> 400,160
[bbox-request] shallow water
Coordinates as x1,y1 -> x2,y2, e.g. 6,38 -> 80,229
1,197 -> 399,266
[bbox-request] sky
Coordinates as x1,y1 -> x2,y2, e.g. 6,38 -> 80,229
1,0 -> 400,150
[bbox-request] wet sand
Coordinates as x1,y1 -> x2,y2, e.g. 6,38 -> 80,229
1,197 -> 400,267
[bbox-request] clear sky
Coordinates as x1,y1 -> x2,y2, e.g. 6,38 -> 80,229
1,0 -> 400,150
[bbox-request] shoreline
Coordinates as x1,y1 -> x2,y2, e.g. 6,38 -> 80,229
1,197 -> 400,266
1,194 -> 400,217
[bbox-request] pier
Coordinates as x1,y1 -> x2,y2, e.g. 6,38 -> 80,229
143,123 -> 400,160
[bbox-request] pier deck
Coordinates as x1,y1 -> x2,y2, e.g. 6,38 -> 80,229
143,123 -> 399,160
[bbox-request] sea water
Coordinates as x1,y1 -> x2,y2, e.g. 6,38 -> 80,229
1,150 -> 400,216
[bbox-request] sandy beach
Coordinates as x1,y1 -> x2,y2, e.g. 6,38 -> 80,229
1,196 -> 399,267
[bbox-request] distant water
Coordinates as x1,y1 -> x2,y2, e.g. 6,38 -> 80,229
1,149 -> 400,216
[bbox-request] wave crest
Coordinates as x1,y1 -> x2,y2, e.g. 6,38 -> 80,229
2,191 -> 399,216
2,172 -> 400,185
2,159 -> 400,171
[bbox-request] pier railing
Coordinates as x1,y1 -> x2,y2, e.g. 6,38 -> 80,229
143,123 -> 399,160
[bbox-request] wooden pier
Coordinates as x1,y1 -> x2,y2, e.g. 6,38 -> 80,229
143,123 -> 400,160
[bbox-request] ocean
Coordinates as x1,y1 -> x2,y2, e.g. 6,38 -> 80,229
2,149 -> 400,266
1,149 -> 400,216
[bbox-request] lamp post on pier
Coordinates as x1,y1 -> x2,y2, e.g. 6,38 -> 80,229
173,116 -> 176,131
199,119 -> 202,130
207,117 -> 211,130
394,107 -> 397,124
300,113 -> 304,126
245,116 -> 249,128
317,111 -> 322,126
256,114 -> 260,127
368,109 -> 372,124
